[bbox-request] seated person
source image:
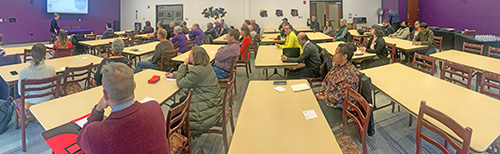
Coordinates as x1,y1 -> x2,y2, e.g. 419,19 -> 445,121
213,29 -> 240,79
412,22 -> 436,56
214,21 -> 223,37
239,26 -> 252,61
147,22 -> 164,41
52,30 -> 73,57
281,33 -> 321,79
180,21 -> 189,34
411,21 -> 421,40
382,20 -> 395,36
307,16 -> 321,32
389,21 -> 410,40
17,44 -> 56,109
219,19 -> 229,36
166,22 -> 176,39
278,18 -> 288,30
275,24 -> 303,54
248,25 -> 258,41
315,43 -> 359,109
323,20 -> 334,36
333,19 -> 348,42
205,22 -> 218,39
134,29 -> 174,73
94,39 -> 129,86
189,23 -> 205,46
359,27 -> 389,68
77,62 -> 169,153
101,22 -> 115,39
166,46 -> 223,136
170,26 -> 188,53
141,21 -> 154,34
250,19 -> 261,34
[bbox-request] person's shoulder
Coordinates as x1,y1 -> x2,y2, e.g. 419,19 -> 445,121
140,100 -> 162,110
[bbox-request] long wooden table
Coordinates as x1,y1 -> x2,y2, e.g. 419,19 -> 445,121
30,69 -> 180,130
135,33 -> 154,39
361,63 -> 500,152
79,37 -> 127,47
383,37 -> 428,51
228,80 -> 342,154
212,34 -> 228,44
255,45 -> 298,79
262,27 -> 313,34
260,32 -> 333,44
3,45 -> 52,56
304,32 -> 334,42
0,54 -> 103,84
349,29 -> 371,37
172,44 -> 223,62
260,33 -> 286,44
431,50 -> 500,75
317,42 -> 377,60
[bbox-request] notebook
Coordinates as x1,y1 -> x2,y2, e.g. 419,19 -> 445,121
282,48 -> 300,58
41,114 -> 90,154
290,83 -> 310,92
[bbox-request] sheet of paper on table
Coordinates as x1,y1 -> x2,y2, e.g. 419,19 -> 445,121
274,86 -> 286,92
303,109 -> 318,120
290,83 -> 310,92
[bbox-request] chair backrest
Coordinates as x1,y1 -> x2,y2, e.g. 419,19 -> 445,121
342,85 -> 373,148
62,63 -> 93,96
386,43 -> 397,63
55,47 -> 75,58
20,75 -> 62,106
479,71 -> 500,99
125,30 -> 135,38
416,101 -> 472,154
185,40 -> 196,52
85,34 -> 96,40
462,42 -> 484,55
361,37 -> 369,47
487,46 -> 500,58
433,36 -> 443,52
228,56 -> 238,79
160,48 -> 179,71
23,49 -> 32,63
105,34 -> 117,38
166,89 -> 192,140
132,36 -> 142,46
72,26 -> 80,30
441,60 -> 474,89
222,71 -> 236,123
352,36 -> 362,46
411,52 -> 436,75
361,26 -> 368,32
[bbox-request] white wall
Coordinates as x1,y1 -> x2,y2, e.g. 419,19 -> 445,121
343,0 -> 381,27
249,0 -> 310,30
120,0 -> 245,30
120,0 -> 381,31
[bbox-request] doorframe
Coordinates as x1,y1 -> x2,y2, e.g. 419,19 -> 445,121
310,1 -> 343,28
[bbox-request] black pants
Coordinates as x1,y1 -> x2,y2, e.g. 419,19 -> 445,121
318,100 -> 343,128
50,32 -> 57,44
287,68 -> 319,79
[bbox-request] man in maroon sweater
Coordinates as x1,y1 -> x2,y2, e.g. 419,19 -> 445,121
77,62 -> 169,153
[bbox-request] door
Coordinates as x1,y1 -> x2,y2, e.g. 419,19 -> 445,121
327,2 -> 341,29
407,0 -> 418,26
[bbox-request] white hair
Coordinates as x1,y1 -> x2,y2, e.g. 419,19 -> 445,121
112,39 -> 125,54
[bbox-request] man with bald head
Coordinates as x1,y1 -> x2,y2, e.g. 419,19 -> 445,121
250,19 -> 260,34
281,32 -> 321,79
189,23 -> 205,46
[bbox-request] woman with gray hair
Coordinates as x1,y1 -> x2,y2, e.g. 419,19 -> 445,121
170,26 -> 188,53
94,39 -> 130,86
17,43 -> 56,108
205,22 -> 218,39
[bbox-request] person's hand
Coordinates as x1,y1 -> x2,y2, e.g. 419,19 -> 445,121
412,41 -> 421,45
307,19 -> 311,24
275,44 -> 281,48
183,57 -> 190,65
332,39 -> 336,41
165,73 -> 173,78
96,97 -> 108,111
280,55 -> 287,61
359,47 -> 366,51
296,63 -> 305,68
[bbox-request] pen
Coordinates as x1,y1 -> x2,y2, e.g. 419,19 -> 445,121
166,68 -> 174,75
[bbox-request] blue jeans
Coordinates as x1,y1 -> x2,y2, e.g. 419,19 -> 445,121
212,65 -> 230,79
425,48 -> 437,56
134,61 -> 159,73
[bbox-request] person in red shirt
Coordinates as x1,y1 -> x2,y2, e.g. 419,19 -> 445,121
52,30 -> 73,57
239,26 -> 252,61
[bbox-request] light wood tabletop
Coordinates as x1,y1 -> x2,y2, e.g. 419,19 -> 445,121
122,41 -> 159,56
212,34 -> 228,44
0,54 -> 103,84
304,32 -> 334,42
317,42 -> 377,60
254,45 -> 297,68
30,69 -> 180,130
172,44 -> 224,62
135,33 -> 154,39
361,63 -> 500,152
383,37 -> 428,51
114,30 -> 133,36
79,37 -> 127,47
228,80 -> 342,154
431,50 -> 500,75
263,27 -> 313,34
3,45 -> 52,55
263,28 -> 281,34
349,29 -> 371,37
260,33 -> 286,44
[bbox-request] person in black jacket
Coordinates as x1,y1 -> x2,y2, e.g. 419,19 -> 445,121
359,27 -> 389,68
50,13 -> 60,44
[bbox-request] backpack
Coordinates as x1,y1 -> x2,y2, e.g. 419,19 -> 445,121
318,48 -> 333,79
0,97 -> 14,134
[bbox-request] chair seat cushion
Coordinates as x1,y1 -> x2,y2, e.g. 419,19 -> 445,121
169,132 -> 188,154
14,99 -> 35,119
336,135 -> 361,154
219,106 -> 232,124
61,82 -> 83,96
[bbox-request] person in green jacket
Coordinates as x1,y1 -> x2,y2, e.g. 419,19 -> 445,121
333,18 -> 348,42
275,24 -> 303,54
167,46 -> 223,137
389,21 -> 410,40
